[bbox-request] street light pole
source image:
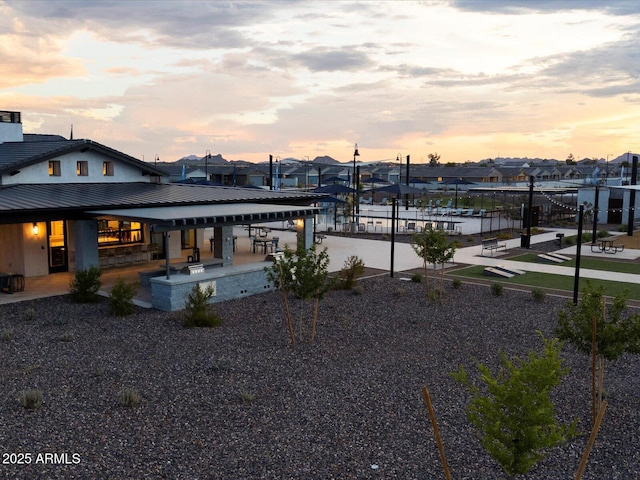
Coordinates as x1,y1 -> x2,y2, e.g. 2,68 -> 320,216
405,154 -> 410,210
204,149 -> 211,183
352,143 -> 360,226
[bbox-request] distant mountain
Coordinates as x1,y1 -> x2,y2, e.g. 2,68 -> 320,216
172,154 -> 228,164
312,155 -> 339,164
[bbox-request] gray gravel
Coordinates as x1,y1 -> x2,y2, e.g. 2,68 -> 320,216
1,276 -> 639,479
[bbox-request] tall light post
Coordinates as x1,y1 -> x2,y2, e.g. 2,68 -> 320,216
154,154 -> 159,166
304,156 -> 310,191
352,143 -> 360,226
204,149 -> 211,183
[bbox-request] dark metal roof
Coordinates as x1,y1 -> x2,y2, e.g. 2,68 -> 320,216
0,182 -> 327,223
0,138 -> 167,177
89,203 -> 319,231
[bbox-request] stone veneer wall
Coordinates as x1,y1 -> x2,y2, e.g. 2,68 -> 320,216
149,261 -> 274,311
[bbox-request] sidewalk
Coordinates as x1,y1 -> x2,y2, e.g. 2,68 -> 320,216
316,227 -> 640,286
2,227 -> 638,307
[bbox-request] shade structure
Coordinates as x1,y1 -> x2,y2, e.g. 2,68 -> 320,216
319,195 -> 346,204
439,178 -> 476,208
371,183 -> 427,196
362,176 -> 387,184
312,184 -> 358,194
322,176 -> 347,183
440,178 -> 476,187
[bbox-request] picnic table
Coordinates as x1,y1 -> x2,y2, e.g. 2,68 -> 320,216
591,237 -> 625,254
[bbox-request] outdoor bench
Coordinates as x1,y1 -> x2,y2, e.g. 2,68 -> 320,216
481,237 -> 507,256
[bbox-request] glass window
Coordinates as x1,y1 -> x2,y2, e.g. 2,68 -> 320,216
48,160 -> 61,176
103,161 -> 114,176
76,161 -> 88,176
97,220 -> 143,245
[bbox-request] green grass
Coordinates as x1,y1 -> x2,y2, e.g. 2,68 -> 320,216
449,265 -> 640,300
509,253 -> 640,275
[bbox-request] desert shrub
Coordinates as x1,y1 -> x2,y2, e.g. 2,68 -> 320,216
564,236 -> 576,246
352,285 -> 363,296
496,232 -> 512,240
109,277 -> 138,316
532,288 -> 546,303
239,390 -> 256,404
618,224 -> 628,232
24,307 -> 36,321
452,278 -> 462,289
597,229 -> 609,238
20,389 -> 43,410
1,328 -> 14,341
339,255 -> 365,290
184,283 -> 222,328
581,232 -> 593,243
120,387 -> 141,407
411,273 -> 423,283
69,266 -> 102,303
490,283 -> 503,296
60,331 -> 74,342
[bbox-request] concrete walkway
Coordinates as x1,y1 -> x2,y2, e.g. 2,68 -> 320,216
2,227 -> 638,307
314,227 -> 640,285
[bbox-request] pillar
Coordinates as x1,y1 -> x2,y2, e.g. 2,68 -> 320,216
73,220 -> 99,271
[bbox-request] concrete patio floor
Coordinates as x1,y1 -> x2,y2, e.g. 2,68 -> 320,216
2,225 -> 639,308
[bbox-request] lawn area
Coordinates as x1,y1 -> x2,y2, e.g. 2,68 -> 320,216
508,253 -> 640,274
448,264 -> 640,300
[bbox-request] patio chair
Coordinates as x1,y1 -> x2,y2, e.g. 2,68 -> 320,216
270,236 -> 280,253
113,246 -> 126,266
129,244 -> 143,263
98,249 -> 111,269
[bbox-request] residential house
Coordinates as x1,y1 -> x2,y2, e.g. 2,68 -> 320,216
0,111 -> 323,309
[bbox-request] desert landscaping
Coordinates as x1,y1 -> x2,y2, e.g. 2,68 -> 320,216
1,274 -> 639,479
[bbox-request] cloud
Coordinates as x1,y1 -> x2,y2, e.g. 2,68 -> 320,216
451,0 -> 640,15
292,47 -> 371,72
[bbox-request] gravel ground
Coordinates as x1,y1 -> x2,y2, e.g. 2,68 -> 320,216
1,277 -> 639,479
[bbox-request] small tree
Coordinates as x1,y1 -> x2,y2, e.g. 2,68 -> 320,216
452,334 -> 576,477
556,280 -> 640,423
69,266 -> 102,303
411,228 -> 456,299
266,245 -> 332,344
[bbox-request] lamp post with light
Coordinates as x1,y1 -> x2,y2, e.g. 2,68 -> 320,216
352,144 -> 360,227
204,149 -> 211,183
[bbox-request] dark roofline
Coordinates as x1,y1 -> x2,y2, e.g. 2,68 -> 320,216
0,139 -> 168,177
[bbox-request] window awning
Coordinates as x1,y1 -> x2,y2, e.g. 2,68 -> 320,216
88,203 -> 319,231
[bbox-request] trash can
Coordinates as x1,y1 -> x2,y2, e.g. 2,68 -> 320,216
520,233 -> 530,248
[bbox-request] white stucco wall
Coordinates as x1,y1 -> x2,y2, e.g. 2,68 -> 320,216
0,223 -> 49,276
0,122 -> 23,144
2,150 -> 151,185
23,222 -> 50,277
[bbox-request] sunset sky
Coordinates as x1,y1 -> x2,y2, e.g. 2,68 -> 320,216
1,0 -> 639,164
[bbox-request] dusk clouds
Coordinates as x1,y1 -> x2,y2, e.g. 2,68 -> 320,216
0,0 -> 638,163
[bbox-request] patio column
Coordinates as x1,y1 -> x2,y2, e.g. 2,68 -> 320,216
213,226 -> 234,266
298,217 -> 314,250
73,220 -> 99,271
